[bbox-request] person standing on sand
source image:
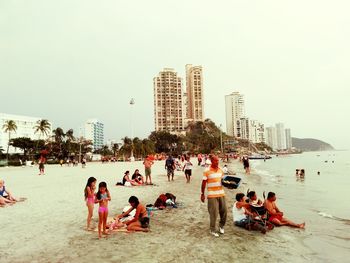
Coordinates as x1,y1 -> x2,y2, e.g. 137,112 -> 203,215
264,192 -> 305,229
201,155 -> 227,237
165,155 -> 175,181
243,156 -> 250,174
143,156 -> 154,185
183,156 -> 193,183
38,156 -> 45,175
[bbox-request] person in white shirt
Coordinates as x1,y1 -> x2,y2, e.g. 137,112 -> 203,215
183,156 -> 193,183
233,193 -> 266,234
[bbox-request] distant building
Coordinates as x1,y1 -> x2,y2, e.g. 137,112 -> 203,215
81,119 -> 104,151
275,123 -> 286,150
153,68 -> 185,133
285,128 -> 292,149
266,126 -> 278,150
238,118 -> 265,143
185,64 -> 204,122
106,139 -> 123,152
225,92 -> 245,137
0,113 -> 52,153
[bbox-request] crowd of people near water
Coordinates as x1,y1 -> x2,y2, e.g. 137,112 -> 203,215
200,155 -> 305,237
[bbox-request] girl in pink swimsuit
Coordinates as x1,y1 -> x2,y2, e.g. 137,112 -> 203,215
95,182 -> 111,238
84,177 -> 96,230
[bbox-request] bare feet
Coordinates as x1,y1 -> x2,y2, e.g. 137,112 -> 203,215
102,231 -> 110,235
298,222 -> 306,229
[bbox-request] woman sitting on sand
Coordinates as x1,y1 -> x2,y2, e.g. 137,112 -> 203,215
131,169 -> 144,185
122,171 -> 141,186
115,196 -> 149,232
0,179 -> 17,205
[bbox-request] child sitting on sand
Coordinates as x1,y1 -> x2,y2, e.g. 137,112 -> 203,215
95,182 -> 111,238
84,177 -> 96,230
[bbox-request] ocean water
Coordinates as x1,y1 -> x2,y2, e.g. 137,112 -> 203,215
249,150 -> 350,262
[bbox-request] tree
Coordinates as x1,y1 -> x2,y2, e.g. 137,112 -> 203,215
53,127 -> 65,154
141,139 -> 155,156
34,119 -> 51,140
0,146 -> 4,158
148,131 -> 181,153
9,137 -> 35,160
119,137 -> 133,159
112,143 -> 119,157
34,119 -> 51,154
64,129 -> 75,157
94,145 -> 113,156
185,119 -> 221,154
65,129 -> 75,142
2,120 -> 17,162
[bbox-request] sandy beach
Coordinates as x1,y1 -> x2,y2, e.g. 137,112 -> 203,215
0,159 -> 313,263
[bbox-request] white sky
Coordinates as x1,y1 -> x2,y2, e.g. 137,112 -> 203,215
1,0 -> 349,149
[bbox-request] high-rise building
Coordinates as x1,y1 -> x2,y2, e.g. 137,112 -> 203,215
225,92 -> 245,137
153,68 -> 185,133
186,64 -> 204,122
285,128 -> 292,149
276,123 -> 286,150
81,119 -> 104,151
266,126 -> 278,150
0,113 -> 52,153
238,118 -> 265,143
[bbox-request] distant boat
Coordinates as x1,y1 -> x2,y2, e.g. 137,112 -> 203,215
248,154 -> 272,160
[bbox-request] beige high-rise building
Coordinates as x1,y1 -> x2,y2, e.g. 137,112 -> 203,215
186,64 -> 204,122
153,68 -> 185,133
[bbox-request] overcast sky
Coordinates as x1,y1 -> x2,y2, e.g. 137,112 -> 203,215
1,0 -> 349,149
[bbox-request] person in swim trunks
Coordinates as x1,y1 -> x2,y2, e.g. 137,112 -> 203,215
143,156 -> 154,185
264,192 -> 305,229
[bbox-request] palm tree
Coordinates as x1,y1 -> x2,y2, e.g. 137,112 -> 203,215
65,129 -> 75,142
53,127 -> 65,154
112,143 -> 119,157
2,120 -> 17,163
65,129 -> 75,157
34,119 -> 51,139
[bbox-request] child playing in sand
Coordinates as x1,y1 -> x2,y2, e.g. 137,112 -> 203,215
95,182 -> 111,238
84,177 -> 96,230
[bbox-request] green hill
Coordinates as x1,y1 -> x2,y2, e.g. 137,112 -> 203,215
292,137 -> 334,151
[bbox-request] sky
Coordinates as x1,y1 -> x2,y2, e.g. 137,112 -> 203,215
1,0 -> 349,149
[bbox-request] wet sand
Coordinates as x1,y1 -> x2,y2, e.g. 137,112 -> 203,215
0,160 -> 313,263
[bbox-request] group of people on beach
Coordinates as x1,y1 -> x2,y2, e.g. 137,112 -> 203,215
85,177 -> 149,238
201,155 -> 305,237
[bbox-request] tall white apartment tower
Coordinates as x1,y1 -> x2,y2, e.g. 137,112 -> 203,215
153,68 -> 185,133
285,128 -> 292,149
276,123 -> 286,150
266,126 -> 278,150
225,92 -> 245,137
186,64 -> 204,122
82,119 -> 104,151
